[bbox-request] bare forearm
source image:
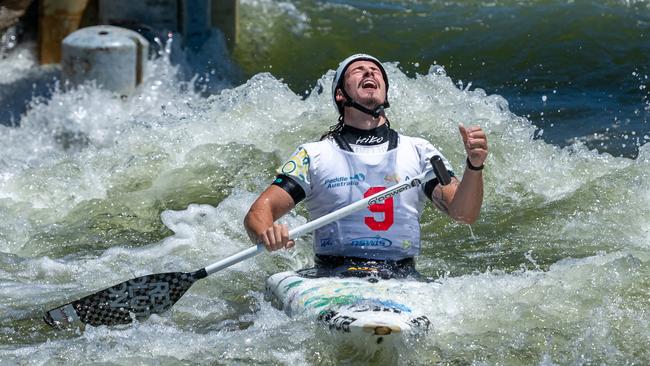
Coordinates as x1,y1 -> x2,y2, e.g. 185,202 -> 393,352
448,168 -> 483,224
445,123 -> 487,224
243,185 -> 295,247
244,207 -> 274,243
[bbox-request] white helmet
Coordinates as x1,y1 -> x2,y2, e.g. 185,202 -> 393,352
331,53 -> 389,116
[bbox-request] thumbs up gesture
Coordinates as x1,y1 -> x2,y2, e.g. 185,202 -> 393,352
458,124 -> 488,169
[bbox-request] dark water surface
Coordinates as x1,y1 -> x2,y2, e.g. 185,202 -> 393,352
234,0 -> 650,157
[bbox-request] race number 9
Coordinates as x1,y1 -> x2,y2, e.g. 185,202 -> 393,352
364,186 -> 394,231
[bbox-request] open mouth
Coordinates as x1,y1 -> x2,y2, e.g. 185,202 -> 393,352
360,79 -> 378,89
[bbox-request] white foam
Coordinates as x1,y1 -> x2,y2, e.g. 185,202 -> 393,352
1,28 -> 649,364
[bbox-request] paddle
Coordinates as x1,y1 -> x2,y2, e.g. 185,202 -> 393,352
44,156 -> 449,328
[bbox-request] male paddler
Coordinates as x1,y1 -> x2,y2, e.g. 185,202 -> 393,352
244,54 -> 488,277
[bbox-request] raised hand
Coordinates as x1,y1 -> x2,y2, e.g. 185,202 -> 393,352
458,123 -> 488,169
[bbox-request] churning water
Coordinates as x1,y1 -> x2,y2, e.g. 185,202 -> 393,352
1,0 -> 649,364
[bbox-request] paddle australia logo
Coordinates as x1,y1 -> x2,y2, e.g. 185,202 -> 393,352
325,173 -> 365,189
349,236 -> 392,248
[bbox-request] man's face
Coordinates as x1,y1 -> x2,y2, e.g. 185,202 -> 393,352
337,60 -> 386,109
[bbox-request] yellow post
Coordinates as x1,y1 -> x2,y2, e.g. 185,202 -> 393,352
38,0 -> 91,64
211,0 -> 238,50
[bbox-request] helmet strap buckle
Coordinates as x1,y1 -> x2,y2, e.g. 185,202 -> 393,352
340,89 -> 389,119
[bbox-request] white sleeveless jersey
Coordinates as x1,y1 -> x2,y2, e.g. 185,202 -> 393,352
297,135 -> 450,260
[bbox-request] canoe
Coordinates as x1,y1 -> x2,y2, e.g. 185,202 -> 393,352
265,269 -> 432,346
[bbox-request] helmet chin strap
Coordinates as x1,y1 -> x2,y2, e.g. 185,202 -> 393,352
341,88 -> 390,119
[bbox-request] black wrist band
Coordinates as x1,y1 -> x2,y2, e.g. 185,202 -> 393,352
466,158 -> 484,171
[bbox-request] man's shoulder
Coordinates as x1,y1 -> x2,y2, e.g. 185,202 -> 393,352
395,133 -> 445,162
299,138 -> 335,153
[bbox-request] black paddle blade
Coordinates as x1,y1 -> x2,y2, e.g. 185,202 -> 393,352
44,269 -> 207,328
